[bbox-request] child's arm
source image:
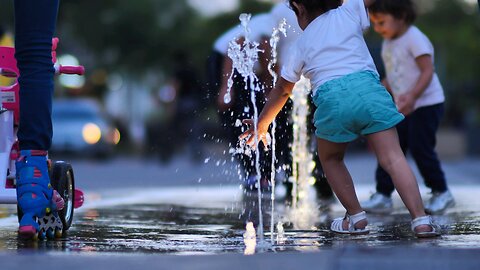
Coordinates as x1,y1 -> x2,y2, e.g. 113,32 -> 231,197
239,77 -> 295,147
396,54 -> 434,115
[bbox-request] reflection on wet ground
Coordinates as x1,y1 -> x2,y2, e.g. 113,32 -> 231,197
2,188 -> 480,254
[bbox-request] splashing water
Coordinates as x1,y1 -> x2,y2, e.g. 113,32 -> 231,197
267,18 -> 287,87
243,222 -> 257,255
285,76 -> 322,233
276,221 -> 286,244
225,14 -> 262,103
229,14 -> 316,247
267,18 -> 287,244
227,13 -> 265,243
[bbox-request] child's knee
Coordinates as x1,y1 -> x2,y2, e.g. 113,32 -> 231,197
378,154 -> 404,173
319,151 -> 345,164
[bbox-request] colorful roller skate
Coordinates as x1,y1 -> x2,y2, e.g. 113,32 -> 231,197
16,150 -> 65,240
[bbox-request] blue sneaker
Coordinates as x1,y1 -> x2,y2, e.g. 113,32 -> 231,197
16,150 -> 64,240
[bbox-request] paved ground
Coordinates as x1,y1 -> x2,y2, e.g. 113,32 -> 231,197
0,247 -> 479,270
0,150 -> 479,269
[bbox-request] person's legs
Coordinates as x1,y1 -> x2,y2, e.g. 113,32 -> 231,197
409,104 -> 453,214
316,138 -> 366,230
366,128 -> 428,221
367,128 -> 438,235
408,104 -> 448,192
362,119 -> 409,212
15,0 -> 59,151
233,77 -> 265,188
14,0 -> 61,238
311,148 -> 334,198
307,96 -> 333,199
375,118 -> 410,196
260,99 -> 293,189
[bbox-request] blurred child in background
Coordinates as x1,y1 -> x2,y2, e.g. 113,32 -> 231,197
361,0 -> 454,215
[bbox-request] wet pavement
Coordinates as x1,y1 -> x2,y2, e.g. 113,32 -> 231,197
1,185 -> 480,253
0,152 -> 479,268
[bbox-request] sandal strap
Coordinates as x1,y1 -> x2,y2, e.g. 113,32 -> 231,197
411,215 -> 433,231
347,211 -> 367,227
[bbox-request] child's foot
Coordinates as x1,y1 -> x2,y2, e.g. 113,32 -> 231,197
331,211 -> 369,235
411,216 -> 441,238
16,150 -> 63,240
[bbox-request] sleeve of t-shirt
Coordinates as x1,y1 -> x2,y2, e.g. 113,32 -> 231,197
213,26 -> 241,55
408,29 -> 434,59
250,15 -> 275,42
280,40 -> 303,83
342,0 -> 370,30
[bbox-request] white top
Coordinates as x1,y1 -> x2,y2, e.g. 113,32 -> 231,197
281,0 -> 378,93
270,3 -> 302,63
213,13 -> 276,55
382,26 -> 445,109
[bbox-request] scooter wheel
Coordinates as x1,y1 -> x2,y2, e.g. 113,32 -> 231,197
50,161 -> 75,231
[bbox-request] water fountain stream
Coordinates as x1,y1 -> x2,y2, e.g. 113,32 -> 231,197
227,13 -> 317,250
226,13 -> 265,243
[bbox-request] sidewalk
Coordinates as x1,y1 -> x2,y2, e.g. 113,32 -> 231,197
71,151 -> 480,192
1,152 -> 479,269
1,246 -> 479,270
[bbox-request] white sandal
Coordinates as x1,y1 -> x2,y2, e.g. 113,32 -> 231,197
411,216 -> 441,238
331,211 -> 369,235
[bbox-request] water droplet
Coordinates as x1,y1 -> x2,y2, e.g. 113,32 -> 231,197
224,93 -> 231,104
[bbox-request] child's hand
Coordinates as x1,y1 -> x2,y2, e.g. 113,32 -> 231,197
238,119 -> 270,149
396,93 -> 416,116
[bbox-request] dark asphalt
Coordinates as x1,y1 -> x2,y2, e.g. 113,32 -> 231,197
1,151 -> 479,269
0,247 -> 479,270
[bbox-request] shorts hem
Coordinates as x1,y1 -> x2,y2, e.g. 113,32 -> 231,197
315,132 -> 359,143
361,114 -> 404,136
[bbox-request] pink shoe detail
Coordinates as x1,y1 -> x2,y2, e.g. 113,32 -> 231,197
18,225 -> 37,238
53,190 -> 65,211
74,189 -> 84,209
5,179 -> 14,188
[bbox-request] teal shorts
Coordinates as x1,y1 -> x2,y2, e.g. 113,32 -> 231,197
312,70 -> 404,143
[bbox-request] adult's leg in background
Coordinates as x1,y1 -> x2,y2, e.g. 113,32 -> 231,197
15,0 -> 59,151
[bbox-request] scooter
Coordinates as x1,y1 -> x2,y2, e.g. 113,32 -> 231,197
0,38 -> 85,237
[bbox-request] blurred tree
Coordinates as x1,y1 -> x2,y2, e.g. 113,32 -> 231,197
58,0 -> 199,78
1,0 -> 477,126
415,0 -> 480,126
60,0 -> 272,77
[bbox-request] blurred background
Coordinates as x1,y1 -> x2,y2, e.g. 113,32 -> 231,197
0,0 -> 479,162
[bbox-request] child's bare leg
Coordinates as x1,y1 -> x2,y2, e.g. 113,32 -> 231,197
366,128 -> 431,233
317,138 -> 366,230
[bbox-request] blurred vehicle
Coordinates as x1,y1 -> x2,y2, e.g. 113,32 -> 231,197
51,98 -> 120,158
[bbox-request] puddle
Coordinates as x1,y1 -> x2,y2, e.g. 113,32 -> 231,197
2,189 -> 480,254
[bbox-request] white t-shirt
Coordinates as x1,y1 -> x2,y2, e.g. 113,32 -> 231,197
270,3 -> 302,63
281,0 -> 378,93
213,13 -> 276,55
382,26 -> 445,109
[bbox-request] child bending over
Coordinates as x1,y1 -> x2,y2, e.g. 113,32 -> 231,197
240,0 -> 439,237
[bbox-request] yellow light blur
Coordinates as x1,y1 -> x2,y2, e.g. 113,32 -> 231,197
82,123 -> 102,144
113,128 -> 121,145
